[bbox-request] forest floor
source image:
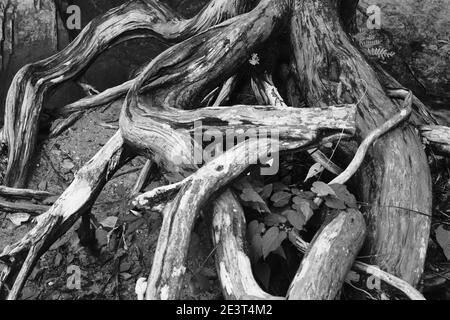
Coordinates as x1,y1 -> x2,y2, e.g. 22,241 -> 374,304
0,1 -> 449,300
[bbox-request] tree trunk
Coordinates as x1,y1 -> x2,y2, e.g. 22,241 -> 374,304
289,0 -> 432,287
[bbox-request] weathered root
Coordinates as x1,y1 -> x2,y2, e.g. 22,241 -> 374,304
329,91 -> 413,185
142,138 -> 280,299
251,73 -> 287,107
290,0 -> 432,286
1,0 -> 441,302
375,66 -> 440,126
0,201 -> 50,216
57,81 -> 133,117
420,126 -> 450,157
213,76 -> 238,106
131,160 -> 154,196
0,131 -> 131,299
249,72 -> 345,176
0,186 -> 55,201
287,209 -> 367,300
292,236 -> 426,300
211,190 -> 283,300
132,108 -> 351,299
2,0 -> 253,187
49,111 -> 85,138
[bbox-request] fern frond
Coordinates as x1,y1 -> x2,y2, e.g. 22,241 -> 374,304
366,47 -> 395,60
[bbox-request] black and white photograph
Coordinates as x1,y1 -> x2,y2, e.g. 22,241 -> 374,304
0,0 -> 449,304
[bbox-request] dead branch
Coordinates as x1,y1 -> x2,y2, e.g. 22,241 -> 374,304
211,190 -> 283,300
292,235 -> 426,300
420,126 -> 450,157
0,187 -> 55,201
287,209 -> 366,300
0,131 -> 131,299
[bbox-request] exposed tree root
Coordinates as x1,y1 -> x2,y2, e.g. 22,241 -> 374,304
420,126 -> 450,157
329,91 -> 413,185
290,0 -> 432,286
0,0 -> 442,301
211,190 -> 283,300
0,201 -> 50,216
287,209 -> 366,300
2,0 -> 254,187
292,236 -> 426,300
0,187 -> 55,201
0,132 -> 132,299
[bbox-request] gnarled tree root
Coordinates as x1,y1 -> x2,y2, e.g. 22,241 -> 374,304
287,209 -> 366,300
290,0 -> 432,286
2,0 -> 253,187
0,131 -> 132,299
0,0 -> 440,301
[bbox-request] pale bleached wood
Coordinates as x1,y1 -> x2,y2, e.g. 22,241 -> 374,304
420,125 -> 450,157
0,131 -> 131,299
290,0 -> 431,286
2,0 -> 253,187
287,209 -> 366,300
292,235 -> 426,300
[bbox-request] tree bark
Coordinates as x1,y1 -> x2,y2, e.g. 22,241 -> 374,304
289,0 -> 432,286
287,209 -> 366,300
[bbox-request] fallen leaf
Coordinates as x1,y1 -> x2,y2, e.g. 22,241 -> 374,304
54,252 -> 63,267
304,163 -> 324,182
7,213 -> 30,226
100,216 -> 118,229
61,159 -> 75,170
38,180 -> 47,191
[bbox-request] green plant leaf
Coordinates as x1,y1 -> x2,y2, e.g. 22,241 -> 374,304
240,186 -> 270,214
271,191 -> 292,208
273,182 -> 290,192
264,213 -> 287,227
250,233 -> 263,263
259,184 -> 273,200
286,210 -> 306,230
292,199 -> 314,221
324,196 -> 347,210
292,190 -> 316,200
247,220 -> 264,240
261,227 -> 287,259
311,181 -> 336,197
329,184 -> 358,208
